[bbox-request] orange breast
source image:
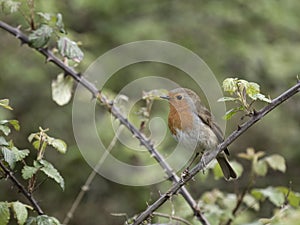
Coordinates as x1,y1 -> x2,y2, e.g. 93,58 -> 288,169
168,104 -> 194,136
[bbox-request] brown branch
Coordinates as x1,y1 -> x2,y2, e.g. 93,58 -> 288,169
0,160 -> 44,215
132,81 -> 300,224
0,21 -> 209,225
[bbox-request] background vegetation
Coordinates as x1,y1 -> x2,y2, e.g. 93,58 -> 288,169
1,1 -> 300,224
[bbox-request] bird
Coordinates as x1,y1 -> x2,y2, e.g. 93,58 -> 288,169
161,87 -> 237,180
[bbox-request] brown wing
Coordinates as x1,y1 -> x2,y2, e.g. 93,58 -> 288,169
196,102 -> 230,155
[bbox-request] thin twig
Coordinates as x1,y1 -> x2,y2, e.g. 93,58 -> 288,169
132,81 -> 300,224
152,212 -> 193,225
0,160 -> 44,215
63,125 -> 124,225
0,20 -> 208,225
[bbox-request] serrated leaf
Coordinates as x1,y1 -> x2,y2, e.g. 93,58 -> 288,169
223,78 -> 238,93
0,125 -> 11,136
39,160 -> 64,190
51,73 -> 74,106
12,201 -> 28,225
1,146 -> 16,169
35,215 -> 61,225
49,138 -> 67,154
11,147 -> 30,161
254,159 -> 268,176
29,25 -> 53,48
21,165 -> 39,180
0,136 -> 9,146
0,99 -> 13,110
264,154 -> 286,172
0,202 -> 10,225
57,37 -> 84,62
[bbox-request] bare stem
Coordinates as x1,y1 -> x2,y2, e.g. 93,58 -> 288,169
0,160 -> 44,215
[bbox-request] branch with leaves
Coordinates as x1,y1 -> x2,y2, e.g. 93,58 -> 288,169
0,20 -> 210,224
132,80 -> 300,224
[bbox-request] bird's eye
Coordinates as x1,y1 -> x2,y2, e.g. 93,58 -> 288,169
176,95 -> 183,100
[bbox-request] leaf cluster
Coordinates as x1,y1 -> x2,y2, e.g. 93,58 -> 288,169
218,78 -> 271,120
0,99 -> 65,224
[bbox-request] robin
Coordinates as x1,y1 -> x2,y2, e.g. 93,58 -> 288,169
161,88 -> 237,180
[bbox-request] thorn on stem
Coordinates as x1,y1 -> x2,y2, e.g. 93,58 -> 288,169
253,109 -> 258,116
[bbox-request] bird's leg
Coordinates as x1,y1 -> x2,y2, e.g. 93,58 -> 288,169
181,152 -> 200,179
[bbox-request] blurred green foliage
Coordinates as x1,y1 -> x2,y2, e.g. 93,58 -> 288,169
1,1 -> 300,224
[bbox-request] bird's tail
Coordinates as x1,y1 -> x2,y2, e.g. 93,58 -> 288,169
216,153 -> 237,180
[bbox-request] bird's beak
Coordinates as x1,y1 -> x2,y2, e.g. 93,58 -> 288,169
160,95 -> 170,100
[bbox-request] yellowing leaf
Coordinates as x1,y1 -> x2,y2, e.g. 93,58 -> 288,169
51,73 -> 74,106
0,202 -> 10,225
264,154 -> 286,172
12,201 -> 28,225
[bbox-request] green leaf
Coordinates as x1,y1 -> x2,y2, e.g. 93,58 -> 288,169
0,125 -> 10,136
0,202 -> 10,225
0,136 -> 9,146
0,0 -> 20,14
0,99 -> 13,110
57,37 -> 84,62
276,186 -> 300,207
246,82 -> 260,98
11,147 -> 30,161
55,13 -> 65,33
254,159 -> 268,176
48,138 -> 67,154
252,93 -> 272,103
8,120 -> 20,131
25,217 -> 36,225
217,96 -> 237,102
39,160 -> 64,190
37,12 -> 53,21
22,165 -> 39,180
251,187 -> 285,207
1,147 -> 16,169
243,194 -> 260,211
29,25 -> 53,48
35,215 -> 60,225
0,120 -> 20,132
223,78 -> 238,93
223,107 -> 243,120
12,201 -> 28,225
51,73 -> 74,106
264,154 -> 286,172
28,133 -> 38,143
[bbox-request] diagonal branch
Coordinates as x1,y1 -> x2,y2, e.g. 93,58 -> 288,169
132,81 -> 300,224
0,160 -> 44,215
0,21 -> 209,225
